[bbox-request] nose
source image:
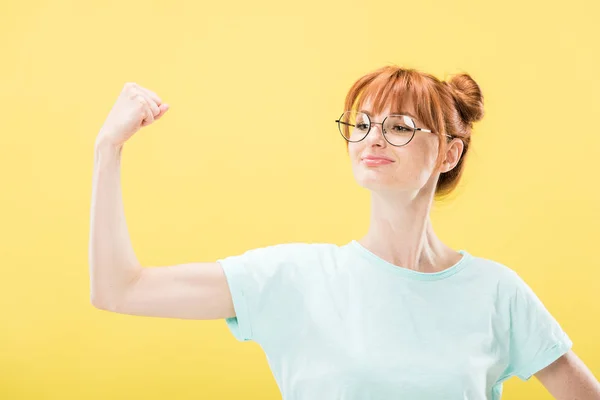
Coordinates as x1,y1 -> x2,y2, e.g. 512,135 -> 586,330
364,122 -> 387,144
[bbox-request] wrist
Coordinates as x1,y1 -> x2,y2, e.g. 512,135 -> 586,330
95,135 -> 123,154
94,137 -> 124,165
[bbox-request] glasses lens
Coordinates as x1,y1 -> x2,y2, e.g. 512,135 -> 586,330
338,111 -> 370,142
383,115 -> 415,146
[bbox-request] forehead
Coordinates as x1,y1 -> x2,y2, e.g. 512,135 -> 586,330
359,95 -> 419,122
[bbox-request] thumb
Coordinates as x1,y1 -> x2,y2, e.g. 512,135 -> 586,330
155,103 -> 170,120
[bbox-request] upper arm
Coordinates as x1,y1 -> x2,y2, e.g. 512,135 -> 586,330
535,350 -> 600,399
502,270 -> 573,380
94,262 -> 236,320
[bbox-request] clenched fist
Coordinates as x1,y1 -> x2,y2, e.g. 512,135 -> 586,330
96,82 -> 169,148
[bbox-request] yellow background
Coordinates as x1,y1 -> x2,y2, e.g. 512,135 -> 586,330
1,0 -> 598,398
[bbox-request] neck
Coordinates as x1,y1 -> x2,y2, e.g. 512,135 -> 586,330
357,186 -> 457,273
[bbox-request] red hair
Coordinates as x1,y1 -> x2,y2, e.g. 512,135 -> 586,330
342,65 -> 484,198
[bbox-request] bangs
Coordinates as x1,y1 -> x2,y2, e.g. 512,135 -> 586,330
344,67 -> 446,136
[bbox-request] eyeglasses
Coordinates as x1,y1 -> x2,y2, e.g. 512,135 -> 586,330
335,110 -> 453,147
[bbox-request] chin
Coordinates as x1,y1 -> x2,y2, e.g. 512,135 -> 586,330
351,160 -> 435,193
353,170 -> 426,193
355,175 -> 401,191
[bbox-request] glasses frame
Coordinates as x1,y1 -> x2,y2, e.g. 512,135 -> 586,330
335,111 -> 454,147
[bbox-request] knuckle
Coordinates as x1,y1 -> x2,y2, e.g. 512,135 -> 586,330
134,94 -> 147,105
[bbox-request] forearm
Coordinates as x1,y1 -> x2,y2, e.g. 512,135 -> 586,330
89,136 -> 142,309
536,350 -> 600,400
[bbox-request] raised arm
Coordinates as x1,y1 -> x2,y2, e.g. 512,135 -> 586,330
88,83 -> 235,320
88,139 -> 140,310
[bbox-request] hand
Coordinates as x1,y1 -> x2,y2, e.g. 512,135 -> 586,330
96,82 -> 169,148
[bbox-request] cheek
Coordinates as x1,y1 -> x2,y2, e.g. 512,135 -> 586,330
348,146 -> 364,165
390,145 -> 439,184
409,139 -> 439,169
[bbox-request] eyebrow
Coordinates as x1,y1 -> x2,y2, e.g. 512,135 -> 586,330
359,109 -> 419,121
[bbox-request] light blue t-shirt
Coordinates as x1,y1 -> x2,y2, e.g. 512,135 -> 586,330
217,240 -> 572,400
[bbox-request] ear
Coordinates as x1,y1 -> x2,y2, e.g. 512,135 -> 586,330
440,138 -> 464,173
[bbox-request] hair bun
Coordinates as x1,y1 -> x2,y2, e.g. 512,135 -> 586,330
447,74 -> 484,124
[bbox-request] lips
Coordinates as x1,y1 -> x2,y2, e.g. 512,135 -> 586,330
361,156 -> 395,162
361,158 -> 394,166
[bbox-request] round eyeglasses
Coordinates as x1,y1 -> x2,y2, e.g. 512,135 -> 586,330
335,110 -> 453,147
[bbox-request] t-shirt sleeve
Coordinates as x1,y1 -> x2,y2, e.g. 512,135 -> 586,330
216,242 -> 315,343
503,271 -> 573,381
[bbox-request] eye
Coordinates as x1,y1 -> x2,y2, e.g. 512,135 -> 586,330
391,125 -> 410,132
356,123 -> 369,131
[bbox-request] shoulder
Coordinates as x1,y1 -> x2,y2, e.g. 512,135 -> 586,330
465,252 -> 519,278
237,241 -> 340,258
463,252 -> 533,297
217,241 -> 341,271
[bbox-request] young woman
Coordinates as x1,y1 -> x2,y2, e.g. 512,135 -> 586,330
89,66 -> 600,399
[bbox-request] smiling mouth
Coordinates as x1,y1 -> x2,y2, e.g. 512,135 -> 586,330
362,158 -> 394,166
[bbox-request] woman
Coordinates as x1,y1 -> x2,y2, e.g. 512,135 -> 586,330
89,66 -> 600,399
